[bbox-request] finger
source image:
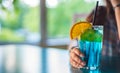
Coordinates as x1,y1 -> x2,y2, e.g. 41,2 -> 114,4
70,51 -> 82,64
70,52 -> 86,66
70,58 -> 78,68
70,58 -> 85,68
71,48 -> 84,57
70,58 -> 82,68
70,54 -> 86,66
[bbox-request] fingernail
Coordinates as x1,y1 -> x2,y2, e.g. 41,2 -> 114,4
81,62 -> 86,66
79,54 -> 84,57
78,65 -> 82,68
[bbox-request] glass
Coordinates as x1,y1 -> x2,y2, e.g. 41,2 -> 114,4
78,25 -> 103,70
82,69 -> 101,73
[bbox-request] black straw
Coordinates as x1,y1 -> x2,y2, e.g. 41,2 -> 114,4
92,1 -> 99,25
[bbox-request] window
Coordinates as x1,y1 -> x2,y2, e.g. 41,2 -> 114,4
0,0 -> 40,44
44,0 -> 100,47
0,0 -> 104,47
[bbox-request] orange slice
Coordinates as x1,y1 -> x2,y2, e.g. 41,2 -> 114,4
70,21 -> 92,40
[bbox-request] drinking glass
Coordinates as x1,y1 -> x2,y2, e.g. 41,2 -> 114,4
78,25 -> 103,70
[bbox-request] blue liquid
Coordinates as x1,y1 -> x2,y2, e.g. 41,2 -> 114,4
82,69 -> 101,73
79,41 -> 102,70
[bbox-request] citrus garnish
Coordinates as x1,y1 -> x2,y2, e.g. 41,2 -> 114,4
70,21 -> 92,40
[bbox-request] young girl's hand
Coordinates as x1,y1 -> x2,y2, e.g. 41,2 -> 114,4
69,47 -> 85,68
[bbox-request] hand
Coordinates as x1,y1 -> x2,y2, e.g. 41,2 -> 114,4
70,47 -> 85,68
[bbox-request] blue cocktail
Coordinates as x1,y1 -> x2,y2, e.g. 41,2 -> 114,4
79,26 -> 103,70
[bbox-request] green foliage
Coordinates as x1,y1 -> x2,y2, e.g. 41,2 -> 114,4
0,0 -> 96,42
23,7 -> 40,32
47,0 -> 95,38
0,0 -> 2,3
0,0 -> 28,30
1,12 -> 20,30
0,0 -> 40,42
0,28 -> 24,42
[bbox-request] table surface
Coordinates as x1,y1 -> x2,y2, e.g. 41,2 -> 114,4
1,45 -> 120,73
0,45 -> 70,73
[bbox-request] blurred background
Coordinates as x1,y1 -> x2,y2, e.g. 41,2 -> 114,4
0,0 -> 102,48
0,0 -> 104,73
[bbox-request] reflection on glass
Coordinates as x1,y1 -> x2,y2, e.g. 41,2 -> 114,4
0,45 -> 70,73
0,45 -> 40,73
0,23 -> 1,33
0,48 -> 3,73
81,69 -> 101,73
